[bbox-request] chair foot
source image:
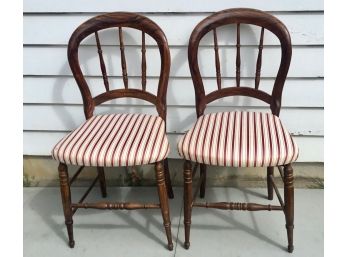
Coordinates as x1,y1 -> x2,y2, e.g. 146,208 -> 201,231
184,242 -> 190,249
168,242 -> 174,251
69,240 -> 75,248
288,245 -> 294,253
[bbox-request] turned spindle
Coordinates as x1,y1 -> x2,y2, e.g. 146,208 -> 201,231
95,32 -> 110,91
213,28 -> 222,90
255,27 -> 264,90
118,27 -> 128,89
141,31 -> 147,91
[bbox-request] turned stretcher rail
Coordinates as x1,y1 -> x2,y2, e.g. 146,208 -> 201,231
193,202 -> 283,211
71,202 -> 160,210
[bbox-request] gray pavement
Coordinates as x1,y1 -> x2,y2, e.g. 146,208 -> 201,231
24,187 -> 323,257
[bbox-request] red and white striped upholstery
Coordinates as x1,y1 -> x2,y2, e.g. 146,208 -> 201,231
52,113 -> 169,167
178,111 -> 299,167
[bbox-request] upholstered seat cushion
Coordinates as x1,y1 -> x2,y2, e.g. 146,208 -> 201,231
178,111 -> 298,167
52,113 -> 169,167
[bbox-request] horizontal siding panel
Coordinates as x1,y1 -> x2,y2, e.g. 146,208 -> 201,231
23,105 -> 323,136
23,13 -> 323,46
23,131 -> 323,162
23,1 -> 324,162
23,46 -> 323,78
24,0 -> 323,13
23,77 -> 324,107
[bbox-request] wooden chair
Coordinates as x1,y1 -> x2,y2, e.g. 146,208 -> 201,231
178,8 -> 298,252
51,12 -> 174,250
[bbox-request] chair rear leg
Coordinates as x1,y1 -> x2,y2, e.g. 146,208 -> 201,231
155,162 -> 173,250
267,167 -> 274,200
163,158 -> 174,199
183,160 -> 193,249
199,163 -> 206,198
97,167 -> 107,198
58,163 -> 75,248
284,164 -> 294,253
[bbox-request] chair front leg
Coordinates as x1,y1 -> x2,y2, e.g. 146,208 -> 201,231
163,158 -> 174,199
58,163 -> 75,248
183,160 -> 193,249
97,167 -> 107,198
267,167 -> 274,200
284,164 -> 294,253
155,162 -> 173,250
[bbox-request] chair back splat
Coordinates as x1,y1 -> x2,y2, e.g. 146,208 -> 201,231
67,12 -> 170,120
188,8 -> 292,117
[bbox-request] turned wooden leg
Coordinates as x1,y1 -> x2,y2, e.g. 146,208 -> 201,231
199,164 -> 206,198
163,158 -> 174,199
97,167 -> 107,198
267,167 -> 274,200
58,163 -> 75,248
155,162 -> 173,251
284,164 -> 294,253
183,160 -> 193,249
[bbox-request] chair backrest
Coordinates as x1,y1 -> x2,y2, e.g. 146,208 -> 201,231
188,8 -> 292,117
68,12 -> 170,120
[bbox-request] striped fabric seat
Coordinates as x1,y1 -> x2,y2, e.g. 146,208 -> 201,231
52,113 -> 169,167
178,111 -> 299,167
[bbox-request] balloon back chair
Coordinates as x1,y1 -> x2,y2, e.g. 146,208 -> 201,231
51,12 -> 174,250
178,8 -> 298,252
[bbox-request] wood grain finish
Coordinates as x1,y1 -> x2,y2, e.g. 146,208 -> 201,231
184,8 -> 295,253
163,158 -> 174,199
69,166 -> 84,185
97,167 -> 107,198
57,12 -> 173,250
58,163 -> 75,248
183,160 -> 193,249
72,202 -> 160,209
155,162 -> 174,251
236,23 -> 241,87
255,27 -> 264,90
193,202 -> 283,211
267,167 -> 274,200
95,32 -> 110,91
68,12 -> 171,120
269,174 -> 285,208
199,163 -> 206,198
118,27 -> 128,89
213,28 -> 222,90
188,8 -> 292,117
284,164 -> 294,253
141,31 -> 147,91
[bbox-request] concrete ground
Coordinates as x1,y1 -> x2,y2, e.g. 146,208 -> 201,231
24,187 -> 323,257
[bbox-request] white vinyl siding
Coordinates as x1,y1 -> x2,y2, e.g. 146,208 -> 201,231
23,0 -> 324,162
